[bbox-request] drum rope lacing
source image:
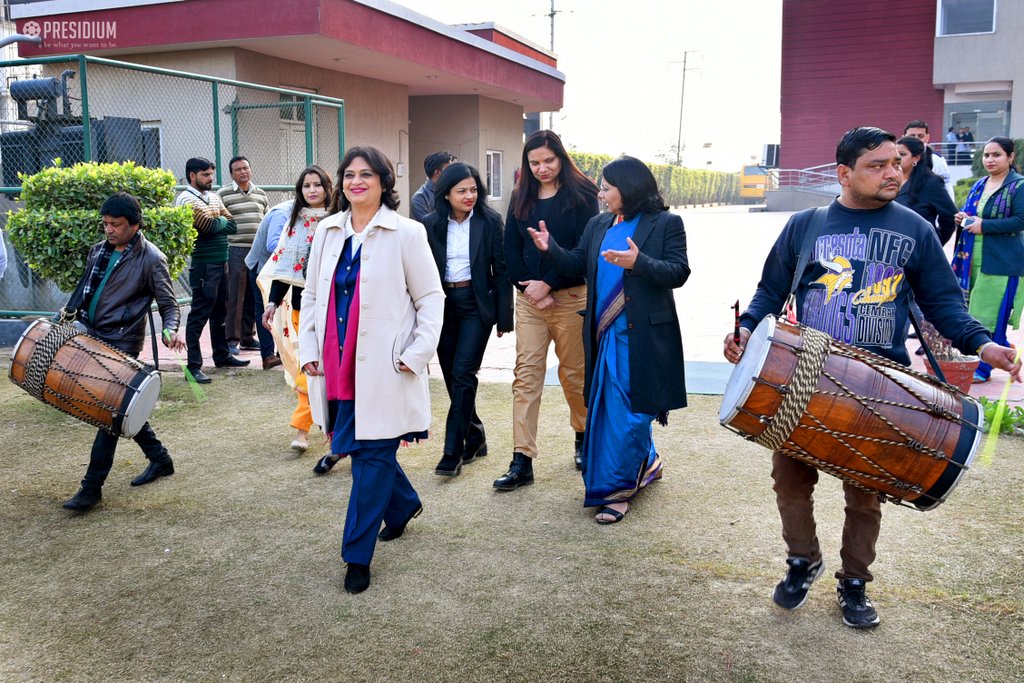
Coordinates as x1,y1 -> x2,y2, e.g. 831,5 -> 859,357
22,324 -> 146,434
752,326 -> 831,450
21,322 -> 83,401
746,322 -> 980,508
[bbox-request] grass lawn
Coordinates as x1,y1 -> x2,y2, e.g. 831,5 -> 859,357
1,364 -> 1021,682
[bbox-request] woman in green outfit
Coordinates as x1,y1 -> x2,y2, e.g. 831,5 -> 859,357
952,136 -> 1024,382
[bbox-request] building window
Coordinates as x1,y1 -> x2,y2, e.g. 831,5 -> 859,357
279,94 -> 305,122
486,150 -> 502,200
938,0 -> 996,36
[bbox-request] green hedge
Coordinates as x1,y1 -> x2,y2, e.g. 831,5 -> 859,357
7,162 -> 194,292
570,152 -> 739,206
7,206 -> 193,292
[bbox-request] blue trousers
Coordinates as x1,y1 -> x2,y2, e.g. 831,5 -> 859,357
343,443 -> 421,565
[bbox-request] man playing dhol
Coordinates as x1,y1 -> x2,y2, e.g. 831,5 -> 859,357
62,192 -> 185,512
723,127 -> 1021,629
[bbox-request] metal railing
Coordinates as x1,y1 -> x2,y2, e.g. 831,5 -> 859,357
769,162 -> 839,196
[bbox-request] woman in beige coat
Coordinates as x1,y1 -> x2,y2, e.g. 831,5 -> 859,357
298,146 -> 443,594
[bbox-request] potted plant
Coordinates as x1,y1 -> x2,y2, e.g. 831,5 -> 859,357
918,319 -> 980,394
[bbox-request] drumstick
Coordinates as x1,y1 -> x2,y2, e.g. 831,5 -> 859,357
163,330 -> 207,404
979,346 -> 1022,467
732,300 -> 741,344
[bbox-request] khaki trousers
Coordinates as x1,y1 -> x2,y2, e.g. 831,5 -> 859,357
512,286 -> 587,458
771,451 -> 883,582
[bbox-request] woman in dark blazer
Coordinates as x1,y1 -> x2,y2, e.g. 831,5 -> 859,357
424,163 -> 514,476
528,156 -> 690,523
894,135 -> 957,245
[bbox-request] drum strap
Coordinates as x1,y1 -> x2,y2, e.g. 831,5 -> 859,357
782,206 -> 829,320
907,301 -> 948,384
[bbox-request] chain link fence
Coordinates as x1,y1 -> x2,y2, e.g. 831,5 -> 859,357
0,54 -> 345,315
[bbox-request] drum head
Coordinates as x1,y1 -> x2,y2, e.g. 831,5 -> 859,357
719,316 -> 776,424
121,370 -> 162,438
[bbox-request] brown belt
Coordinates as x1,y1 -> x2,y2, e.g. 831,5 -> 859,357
443,280 -> 472,289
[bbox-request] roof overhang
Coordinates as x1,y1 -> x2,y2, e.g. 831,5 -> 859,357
14,0 -> 565,111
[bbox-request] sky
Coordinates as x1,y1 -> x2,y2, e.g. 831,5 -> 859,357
397,0 -> 783,171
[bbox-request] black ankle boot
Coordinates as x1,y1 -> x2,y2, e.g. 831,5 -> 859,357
493,452 -> 534,491
574,431 -> 585,471
131,458 -> 174,487
63,486 -> 102,511
435,452 -> 463,477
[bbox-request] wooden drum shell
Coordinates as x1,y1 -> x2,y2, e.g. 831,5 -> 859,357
722,318 -> 982,510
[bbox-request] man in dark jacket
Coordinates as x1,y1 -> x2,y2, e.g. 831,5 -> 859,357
723,127 -> 1021,629
62,192 -> 185,512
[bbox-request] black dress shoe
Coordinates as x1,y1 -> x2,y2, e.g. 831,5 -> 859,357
574,431 -> 585,471
462,442 -> 488,464
344,563 -> 371,593
131,459 -> 174,486
240,339 -> 260,350
434,453 -> 463,477
493,452 -> 534,491
215,356 -> 251,368
190,369 -> 212,384
378,505 -> 423,541
313,454 -> 342,475
63,486 -> 102,511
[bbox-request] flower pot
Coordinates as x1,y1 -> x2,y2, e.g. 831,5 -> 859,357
924,357 -> 980,394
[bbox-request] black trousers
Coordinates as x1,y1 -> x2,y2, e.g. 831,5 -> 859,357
436,287 -> 491,456
82,422 -> 168,489
185,261 -> 230,371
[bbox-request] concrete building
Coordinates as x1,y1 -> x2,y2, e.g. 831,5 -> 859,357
10,0 -> 565,218
780,0 -> 1016,171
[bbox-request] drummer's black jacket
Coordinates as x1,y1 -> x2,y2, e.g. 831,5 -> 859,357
741,199 -> 990,365
71,232 -> 180,357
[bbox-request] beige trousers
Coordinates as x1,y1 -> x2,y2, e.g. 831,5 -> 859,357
511,286 -> 588,458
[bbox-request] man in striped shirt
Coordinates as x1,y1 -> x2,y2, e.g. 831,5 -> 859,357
218,156 -> 269,356
177,157 -> 249,383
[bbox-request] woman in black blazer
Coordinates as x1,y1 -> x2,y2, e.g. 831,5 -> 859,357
528,156 -> 690,524
895,135 -> 957,245
424,163 -> 513,476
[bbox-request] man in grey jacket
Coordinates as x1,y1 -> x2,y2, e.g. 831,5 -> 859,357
62,192 -> 185,512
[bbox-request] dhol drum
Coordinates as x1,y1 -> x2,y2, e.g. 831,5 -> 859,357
9,319 -> 162,438
720,316 -> 984,510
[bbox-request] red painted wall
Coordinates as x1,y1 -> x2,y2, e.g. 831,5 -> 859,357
465,28 -> 557,68
781,0 -> 944,169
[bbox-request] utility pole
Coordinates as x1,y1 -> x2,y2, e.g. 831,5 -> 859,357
671,51 -> 698,166
546,0 -> 559,131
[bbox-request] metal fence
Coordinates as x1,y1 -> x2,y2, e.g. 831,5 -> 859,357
0,54 -> 345,314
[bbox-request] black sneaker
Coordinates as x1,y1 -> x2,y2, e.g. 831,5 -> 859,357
772,557 -> 825,610
837,579 -> 880,629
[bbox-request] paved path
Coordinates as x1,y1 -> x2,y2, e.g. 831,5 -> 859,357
139,204 -> 1024,405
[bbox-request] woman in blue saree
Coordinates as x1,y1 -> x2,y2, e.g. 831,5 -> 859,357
952,137 -> 1024,383
528,156 -> 690,523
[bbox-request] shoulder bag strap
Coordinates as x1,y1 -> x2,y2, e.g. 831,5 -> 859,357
782,206 -> 828,318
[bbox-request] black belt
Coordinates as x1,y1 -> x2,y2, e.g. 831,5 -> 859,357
443,280 -> 472,289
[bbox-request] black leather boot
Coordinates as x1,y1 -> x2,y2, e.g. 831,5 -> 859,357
434,453 -> 463,477
574,431 -> 585,471
344,563 -> 371,593
63,486 -> 102,511
131,458 -> 174,486
493,452 -> 534,491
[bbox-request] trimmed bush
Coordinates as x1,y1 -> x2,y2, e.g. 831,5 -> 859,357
7,162 -> 194,292
569,152 -> 739,206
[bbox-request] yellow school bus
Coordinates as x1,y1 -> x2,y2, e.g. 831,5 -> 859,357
739,164 -> 769,202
